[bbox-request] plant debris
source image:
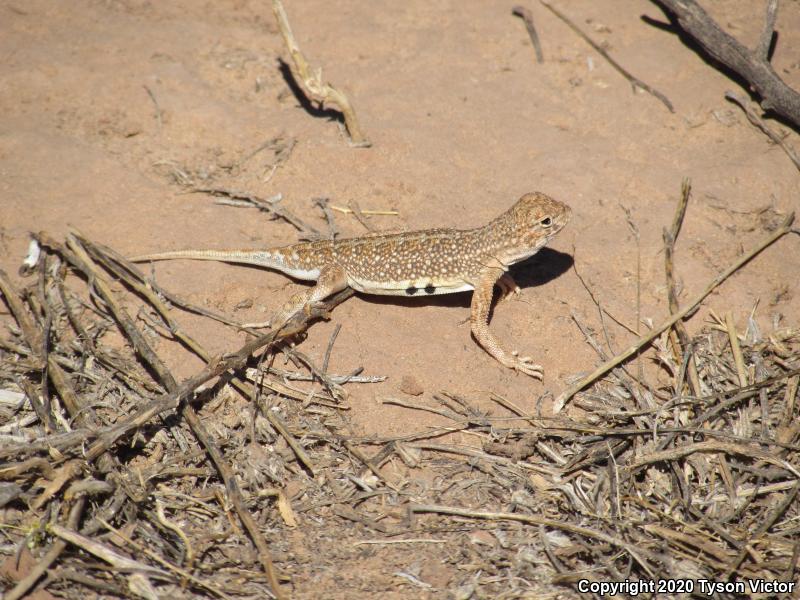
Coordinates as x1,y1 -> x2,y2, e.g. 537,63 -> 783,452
1,219 -> 799,598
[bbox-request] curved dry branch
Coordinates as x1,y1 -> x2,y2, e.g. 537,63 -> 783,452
653,0 -> 800,128
272,0 -> 371,147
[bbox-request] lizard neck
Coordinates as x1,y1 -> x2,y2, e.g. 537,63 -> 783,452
475,215 -> 548,267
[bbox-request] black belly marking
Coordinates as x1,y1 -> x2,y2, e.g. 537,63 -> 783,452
406,286 -> 418,295
424,284 -> 436,294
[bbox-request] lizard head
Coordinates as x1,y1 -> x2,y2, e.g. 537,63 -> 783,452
490,192 -> 572,265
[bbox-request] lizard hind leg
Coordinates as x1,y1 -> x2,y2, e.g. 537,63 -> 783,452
244,265 -> 349,329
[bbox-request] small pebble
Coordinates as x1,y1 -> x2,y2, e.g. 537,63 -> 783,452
399,375 -> 424,396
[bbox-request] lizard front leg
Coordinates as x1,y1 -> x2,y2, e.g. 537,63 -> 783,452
469,267 -> 543,379
244,265 -> 349,329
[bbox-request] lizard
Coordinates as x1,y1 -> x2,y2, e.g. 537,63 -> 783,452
131,192 -> 571,378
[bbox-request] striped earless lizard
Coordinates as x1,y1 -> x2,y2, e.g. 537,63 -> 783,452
132,192 -> 571,378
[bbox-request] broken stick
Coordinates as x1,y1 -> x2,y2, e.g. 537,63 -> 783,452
272,0 -> 370,147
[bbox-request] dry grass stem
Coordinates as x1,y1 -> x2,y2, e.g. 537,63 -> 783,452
725,311 -> 749,387
330,204 -> 399,216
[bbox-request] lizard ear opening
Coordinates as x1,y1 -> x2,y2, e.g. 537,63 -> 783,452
540,217 -> 553,227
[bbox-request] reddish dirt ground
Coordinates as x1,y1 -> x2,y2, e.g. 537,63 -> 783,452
2,1 -> 799,597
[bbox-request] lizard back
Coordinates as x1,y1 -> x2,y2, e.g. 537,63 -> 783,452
328,228 -> 482,296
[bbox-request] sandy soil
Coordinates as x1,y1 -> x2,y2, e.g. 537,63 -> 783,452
1,0 -> 799,597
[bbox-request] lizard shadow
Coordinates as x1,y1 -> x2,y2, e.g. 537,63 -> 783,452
509,247 -> 574,290
357,247 -> 574,312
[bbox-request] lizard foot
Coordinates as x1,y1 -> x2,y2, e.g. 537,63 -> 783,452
495,274 -> 521,304
507,351 -> 543,379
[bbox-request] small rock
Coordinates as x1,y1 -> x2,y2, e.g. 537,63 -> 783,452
468,530 -> 495,547
399,375 -> 424,396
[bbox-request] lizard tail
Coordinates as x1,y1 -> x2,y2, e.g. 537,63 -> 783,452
130,249 -> 286,269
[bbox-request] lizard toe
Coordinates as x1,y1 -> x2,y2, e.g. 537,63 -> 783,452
496,284 -> 522,305
514,356 -> 543,379
499,352 -> 543,379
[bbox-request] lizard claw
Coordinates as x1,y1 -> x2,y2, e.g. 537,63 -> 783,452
509,351 -> 543,379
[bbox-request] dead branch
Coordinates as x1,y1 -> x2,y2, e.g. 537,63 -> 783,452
4,497 -> 86,600
272,0 -> 371,147
348,200 -> 376,233
623,440 -> 800,477
653,0 -> 800,128
0,265 -> 117,472
723,481 -> 800,577
75,232 -> 338,476
190,187 -> 322,240
313,197 -> 340,239
410,504 -> 661,573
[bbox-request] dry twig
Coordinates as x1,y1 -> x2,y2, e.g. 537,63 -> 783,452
725,90 -> 800,171
410,504 -> 660,574
272,0 -> 370,146
663,178 -> 701,396
190,187 -> 321,239
52,233 -> 289,598
541,0 -> 674,112
512,5 -> 544,63
4,498 -> 86,600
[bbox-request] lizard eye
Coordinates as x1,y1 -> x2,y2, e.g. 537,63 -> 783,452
540,216 -> 553,227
